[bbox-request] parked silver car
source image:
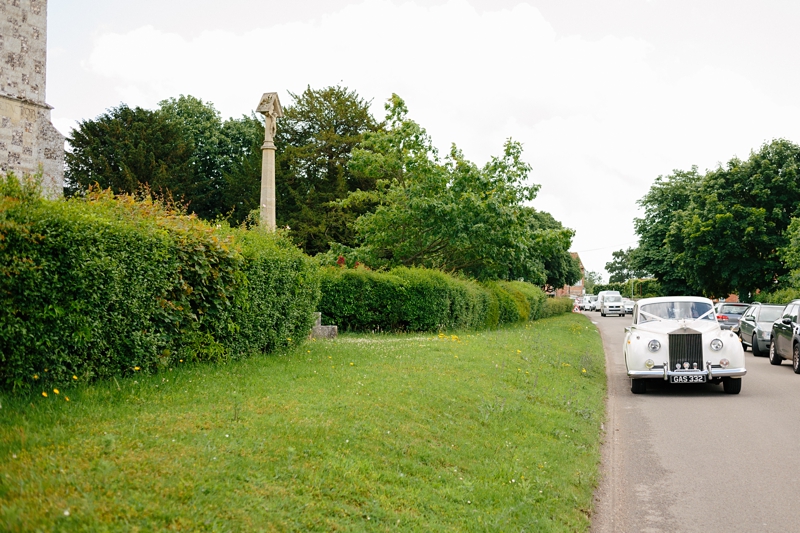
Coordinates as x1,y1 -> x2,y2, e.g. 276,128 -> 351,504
715,303 -> 750,330
736,303 -> 783,356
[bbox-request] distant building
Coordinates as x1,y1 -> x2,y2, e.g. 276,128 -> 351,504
0,0 -> 64,197
556,252 -> 585,298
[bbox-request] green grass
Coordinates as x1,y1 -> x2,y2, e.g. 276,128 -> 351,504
0,313 -> 605,532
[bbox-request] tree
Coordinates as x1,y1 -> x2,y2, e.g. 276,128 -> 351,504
275,85 -> 379,255
672,139 -> 800,297
340,94 -> 557,283
633,167 -> 702,295
65,97 -> 264,222
605,247 -> 649,283
65,104 -> 192,197
527,210 -> 581,288
584,270 -> 603,294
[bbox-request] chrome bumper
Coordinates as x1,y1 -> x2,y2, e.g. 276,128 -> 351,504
628,361 -> 747,380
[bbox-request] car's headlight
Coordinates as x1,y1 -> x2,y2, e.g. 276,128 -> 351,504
648,339 -> 661,352
710,338 -> 724,351
759,329 -> 771,340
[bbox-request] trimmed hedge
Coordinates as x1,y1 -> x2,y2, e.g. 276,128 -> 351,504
0,175 -> 319,391
319,266 -> 572,332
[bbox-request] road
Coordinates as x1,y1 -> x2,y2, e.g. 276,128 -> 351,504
589,311 -> 800,533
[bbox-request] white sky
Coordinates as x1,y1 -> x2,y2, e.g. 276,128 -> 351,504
46,0 -> 800,279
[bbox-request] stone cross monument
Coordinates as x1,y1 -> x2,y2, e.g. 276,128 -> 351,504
256,92 -> 283,230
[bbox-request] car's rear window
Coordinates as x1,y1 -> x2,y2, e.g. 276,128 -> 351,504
758,306 -> 784,322
720,304 -> 748,314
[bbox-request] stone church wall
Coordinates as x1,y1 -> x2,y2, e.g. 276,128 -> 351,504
0,0 -> 64,197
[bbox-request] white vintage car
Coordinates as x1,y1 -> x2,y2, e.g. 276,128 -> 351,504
624,296 -> 746,394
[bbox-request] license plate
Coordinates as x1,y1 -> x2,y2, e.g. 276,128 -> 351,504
671,374 -> 706,383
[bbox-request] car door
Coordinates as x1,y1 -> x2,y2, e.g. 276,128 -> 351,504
774,304 -> 797,357
739,307 -> 756,340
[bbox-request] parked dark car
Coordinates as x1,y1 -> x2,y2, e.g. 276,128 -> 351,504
736,303 -> 784,356
769,300 -> 800,372
716,303 -> 750,330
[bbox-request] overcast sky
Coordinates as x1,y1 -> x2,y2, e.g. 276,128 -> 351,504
45,0 -> 800,280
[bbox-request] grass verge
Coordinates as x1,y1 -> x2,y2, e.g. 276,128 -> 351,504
0,313 -> 605,532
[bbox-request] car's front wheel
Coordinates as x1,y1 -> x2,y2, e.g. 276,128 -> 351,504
723,377 -> 742,394
631,379 -> 646,394
769,340 -> 783,365
793,344 -> 800,374
752,334 -> 764,357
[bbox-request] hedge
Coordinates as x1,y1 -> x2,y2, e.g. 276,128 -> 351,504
0,175 -> 319,391
319,266 -> 572,333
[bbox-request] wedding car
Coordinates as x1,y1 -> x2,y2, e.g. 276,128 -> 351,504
624,296 -> 746,394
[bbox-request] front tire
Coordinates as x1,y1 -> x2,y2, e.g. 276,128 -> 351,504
793,344 -> 800,374
769,340 -> 783,365
723,377 -> 742,394
631,379 -> 646,394
752,334 -> 764,357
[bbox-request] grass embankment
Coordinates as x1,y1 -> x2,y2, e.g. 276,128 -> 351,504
0,313 -> 605,532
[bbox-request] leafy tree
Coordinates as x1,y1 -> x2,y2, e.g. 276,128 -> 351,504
157,95 -> 230,219
633,167 -> 702,295
65,97 -> 264,222
527,210 -> 581,288
65,104 -> 193,197
605,247 -> 649,283
672,139 -> 800,297
583,270 -> 603,294
275,85 -> 379,255
341,95 -> 555,283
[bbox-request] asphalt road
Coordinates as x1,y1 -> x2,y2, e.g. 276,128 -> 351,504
588,311 -> 800,533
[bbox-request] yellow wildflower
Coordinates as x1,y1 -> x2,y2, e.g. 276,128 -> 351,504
33,374 -> 38,380
65,397 -> 70,402
134,367 -> 140,371
42,392 -> 47,397
72,375 -> 78,380
53,389 -> 59,394
582,368 -> 587,373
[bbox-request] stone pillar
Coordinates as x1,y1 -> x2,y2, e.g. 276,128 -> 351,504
256,92 -> 283,230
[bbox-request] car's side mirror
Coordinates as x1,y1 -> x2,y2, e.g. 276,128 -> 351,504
783,317 -> 792,324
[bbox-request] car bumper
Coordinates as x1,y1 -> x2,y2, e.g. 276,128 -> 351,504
628,362 -> 746,380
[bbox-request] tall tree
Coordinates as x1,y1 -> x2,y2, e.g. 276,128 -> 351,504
341,94 -> 554,283
583,270 -> 603,294
65,104 -> 192,197
527,210 -> 581,288
605,247 -> 649,283
633,167 -> 702,295
672,139 -> 800,297
275,85 -> 379,254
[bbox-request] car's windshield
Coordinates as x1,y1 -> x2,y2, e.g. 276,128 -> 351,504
759,306 -> 784,322
639,301 -> 715,323
605,295 -> 622,302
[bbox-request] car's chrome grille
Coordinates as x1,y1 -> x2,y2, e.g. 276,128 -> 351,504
669,329 -> 703,369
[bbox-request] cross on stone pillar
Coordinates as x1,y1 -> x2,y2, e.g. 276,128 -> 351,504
256,92 -> 283,230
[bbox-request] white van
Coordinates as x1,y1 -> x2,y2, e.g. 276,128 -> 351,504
595,290 -> 622,315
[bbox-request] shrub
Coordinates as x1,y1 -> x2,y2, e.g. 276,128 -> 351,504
319,266 -> 570,333
541,297 -> 575,318
751,288 -> 800,305
0,176 -> 319,391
